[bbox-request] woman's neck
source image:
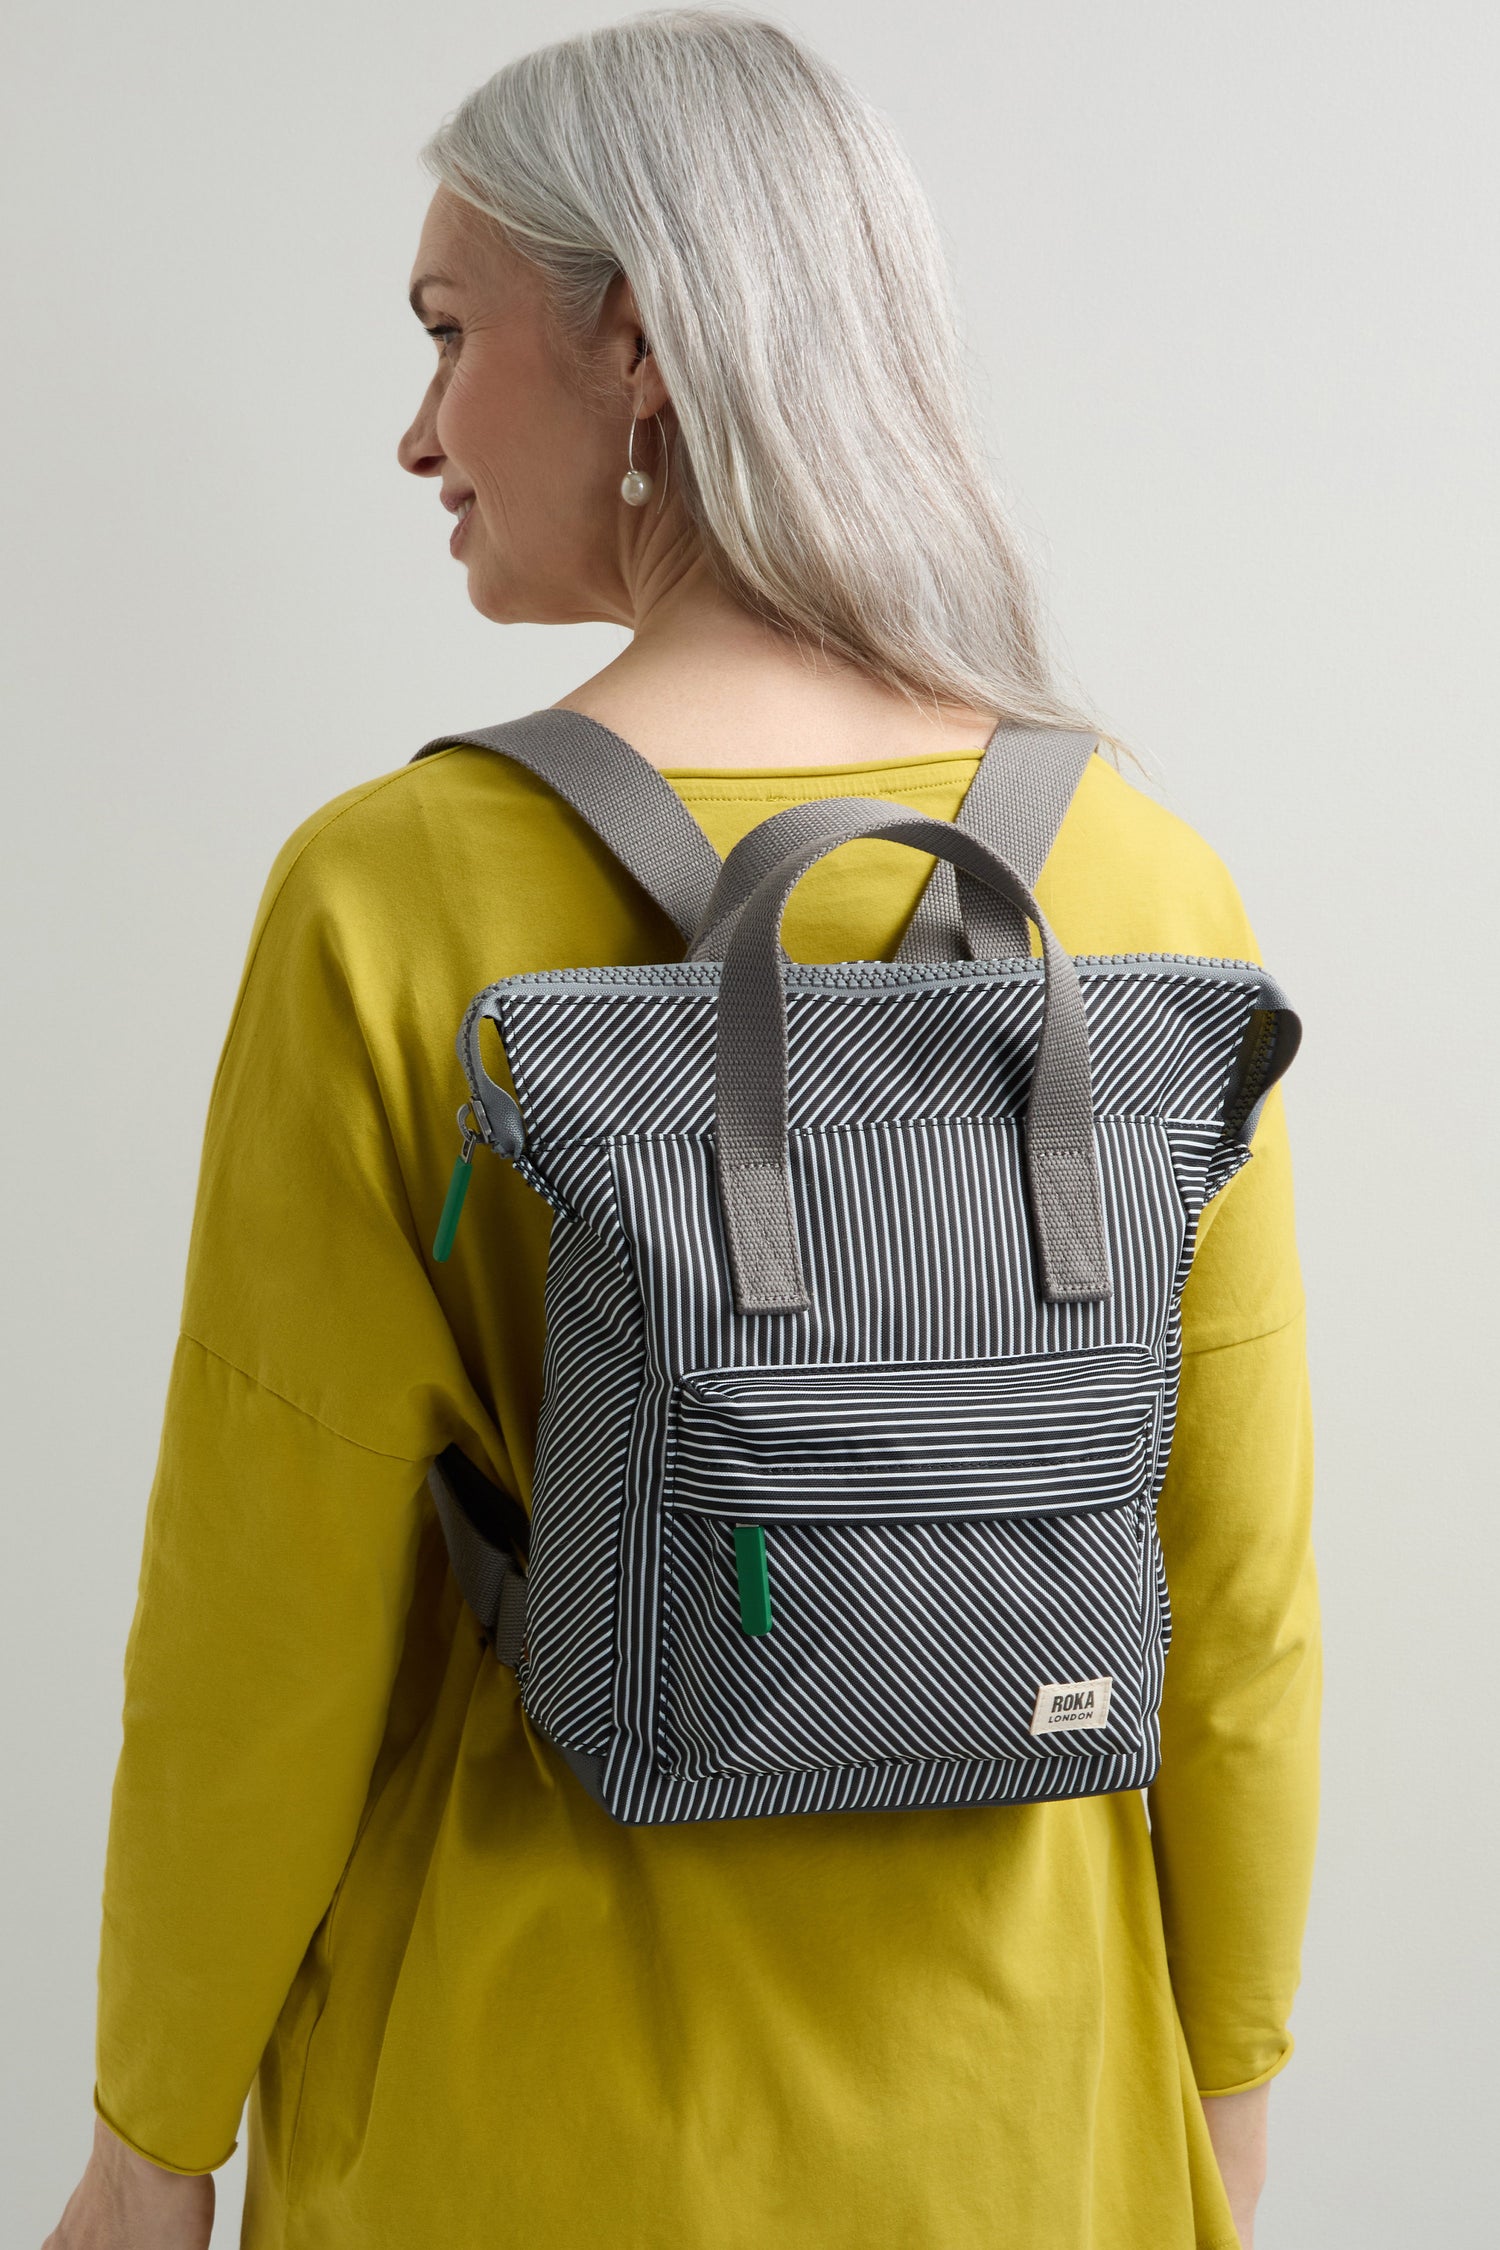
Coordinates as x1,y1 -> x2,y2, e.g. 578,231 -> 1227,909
556,548 -> 995,772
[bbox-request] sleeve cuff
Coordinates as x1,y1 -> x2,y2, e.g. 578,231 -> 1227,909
1196,2037 -> 1295,2098
94,2088 -> 238,2177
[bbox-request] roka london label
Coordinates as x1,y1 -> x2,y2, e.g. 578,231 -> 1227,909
1030,1676 -> 1113,1736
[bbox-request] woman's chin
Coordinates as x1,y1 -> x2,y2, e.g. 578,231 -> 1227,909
464,567 -> 517,625
466,570 -> 611,630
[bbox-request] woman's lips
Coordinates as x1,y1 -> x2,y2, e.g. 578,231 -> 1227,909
449,499 -> 474,557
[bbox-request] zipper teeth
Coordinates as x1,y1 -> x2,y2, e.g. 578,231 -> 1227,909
487,950 -> 1267,1001
466,957 -> 1285,1149
1222,1006 -> 1279,1139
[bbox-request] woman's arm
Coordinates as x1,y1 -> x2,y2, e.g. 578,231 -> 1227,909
42,2119 -> 213,2250
1149,1088 -> 1320,2237
1201,2085 -> 1271,2248
91,1350 -> 435,2167
72,807 -> 506,2176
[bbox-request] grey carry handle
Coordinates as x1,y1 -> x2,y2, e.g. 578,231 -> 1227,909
711,802 -> 1112,1315
896,726 -> 1099,962
689,724 -> 1100,962
689,796 -> 907,959
415,709 -> 723,940
421,710 -> 1098,1157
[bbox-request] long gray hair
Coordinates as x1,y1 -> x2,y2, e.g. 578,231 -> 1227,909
423,9 -> 1085,728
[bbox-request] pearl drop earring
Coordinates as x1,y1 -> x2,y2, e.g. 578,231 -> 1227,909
620,415 -> 654,507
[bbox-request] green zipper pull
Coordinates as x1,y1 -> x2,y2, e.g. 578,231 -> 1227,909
734,1524 -> 773,1636
432,1105 -> 480,1263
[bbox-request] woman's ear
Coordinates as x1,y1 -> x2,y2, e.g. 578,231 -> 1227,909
602,274 -> 673,418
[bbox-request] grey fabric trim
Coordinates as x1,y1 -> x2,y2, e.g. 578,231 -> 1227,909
896,725 -> 1099,963
492,1567 -> 528,1669
427,1456 -> 528,1667
714,802 -> 1111,1312
454,990 -> 527,1159
1225,999 -> 1303,1147
1026,1147 -> 1114,1300
718,1158 -> 812,1313
550,1738 -> 609,1807
414,709 -> 722,941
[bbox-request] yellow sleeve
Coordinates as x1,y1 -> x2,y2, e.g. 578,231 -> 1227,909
94,811 -> 491,2172
96,1347 -> 431,2169
1148,1088 -> 1321,2095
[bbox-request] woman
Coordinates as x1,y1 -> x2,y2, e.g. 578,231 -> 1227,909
47,14 -> 1317,2248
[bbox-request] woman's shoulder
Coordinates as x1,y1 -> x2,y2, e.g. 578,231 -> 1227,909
1048,754 -> 1264,964
241,731 -> 1267,976
255,742 -> 560,923
237,735 -> 679,1019
238,739 -> 618,988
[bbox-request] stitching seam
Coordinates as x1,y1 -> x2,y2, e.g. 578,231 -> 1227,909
178,1331 -> 429,1463
1180,1305 -> 1305,1360
205,761 -> 441,1110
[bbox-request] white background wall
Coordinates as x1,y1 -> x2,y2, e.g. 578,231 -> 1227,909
4,2 -> 1496,2241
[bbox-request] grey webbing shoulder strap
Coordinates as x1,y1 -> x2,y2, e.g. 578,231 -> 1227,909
427,1448 -> 529,1666
415,711 -> 1094,960
415,710 -> 729,1664
415,708 -> 723,941
898,725 -> 1099,962
686,723 -> 1098,961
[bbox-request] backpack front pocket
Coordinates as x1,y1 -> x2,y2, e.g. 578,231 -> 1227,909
656,1349 -> 1163,1782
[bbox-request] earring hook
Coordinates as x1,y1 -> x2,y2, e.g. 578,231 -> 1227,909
621,406 -> 669,510
652,412 -> 670,513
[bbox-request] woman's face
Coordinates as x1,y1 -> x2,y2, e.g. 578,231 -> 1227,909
398,188 -> 660,624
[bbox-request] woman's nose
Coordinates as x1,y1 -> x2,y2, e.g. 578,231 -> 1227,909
398,385 -> 443,477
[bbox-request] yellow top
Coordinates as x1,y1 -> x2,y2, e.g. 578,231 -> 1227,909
96,744 -> 1318,2250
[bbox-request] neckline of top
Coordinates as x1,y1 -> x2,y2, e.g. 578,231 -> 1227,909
657,749 -> 987,789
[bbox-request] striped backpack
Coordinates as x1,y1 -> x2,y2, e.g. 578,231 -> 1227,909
421,711 -> 1299,1827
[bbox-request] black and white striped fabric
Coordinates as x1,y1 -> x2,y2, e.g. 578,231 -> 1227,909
424,712 -> 1298,1827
